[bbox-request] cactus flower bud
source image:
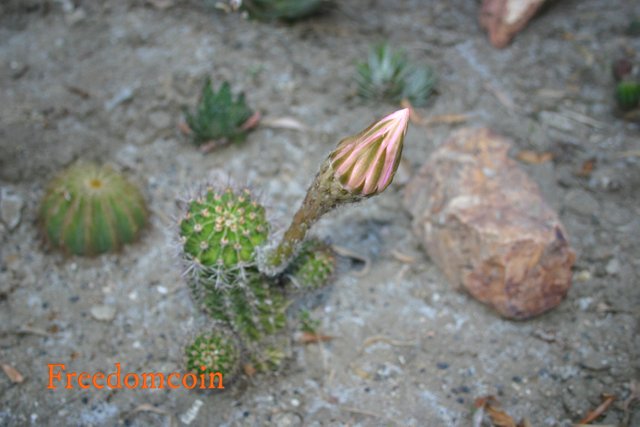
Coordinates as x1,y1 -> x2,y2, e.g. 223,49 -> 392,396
260,109 -> 410,275
330,108 -> 409,196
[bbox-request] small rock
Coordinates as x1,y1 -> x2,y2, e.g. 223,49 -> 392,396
148,110 -> 172,129
479,0 -> 547,48
574,270 -> 592,282
9,61 -> 28,79
105,86 -> 136,111
564,189 -> 600,217
577,297 -> 593,311
0,189 -> 24,230
605,258 -> 621,276
65,8 -> 86,25
271,412 -> 302,427
90,305 -> 116,322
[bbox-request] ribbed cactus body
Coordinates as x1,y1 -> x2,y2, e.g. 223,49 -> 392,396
287,239 -> 335,290
241,0 -> 330,21
39,162 -> 147,256
616,81 -> 640,111
180,187 -> 269,275
185,332 -> 240,379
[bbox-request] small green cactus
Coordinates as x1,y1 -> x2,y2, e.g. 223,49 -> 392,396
179,186 -> 286,341
185,331 -> 240,381
356,43 -> 436,107
286,239 -> 335,290
241,0 -> 332,21
615,81 -> 640,111
183,78 -> 254,147
39,162 -> 147,256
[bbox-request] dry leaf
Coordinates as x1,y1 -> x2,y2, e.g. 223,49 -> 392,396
298,332 -> 335,344
2,363 -> 25,383
474,396 -> 517,427
260,116 -> 308,131
578,394 -> 616,424
178,121 -> 192,135
243,363 -> 256,377
576,158 -> 596,177
516,150 -> 554,164
239,111 -> 262,131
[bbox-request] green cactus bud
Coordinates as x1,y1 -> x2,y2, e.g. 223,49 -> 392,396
180,187 -> 269,277
185,331 -> 240,383
356,43 -> 436,107
616,81 -> 640,111
183,78 -> 254,148
241,0 -> 332,21
287,239 -> 335,290
38,162 -> 148,256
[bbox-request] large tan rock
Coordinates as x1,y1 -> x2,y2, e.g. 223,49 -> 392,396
404,128 -> 575,319
480,0 -> 547,48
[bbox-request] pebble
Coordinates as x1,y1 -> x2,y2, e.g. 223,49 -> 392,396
65,8 -> 86,26
271,412 -> 302,427
605,258 -> 620,276
105,86 -> 136,111
0,189 -> 24,230
563,189 -> 599,217
148,110 -> 172,129
90,305 -> 116,322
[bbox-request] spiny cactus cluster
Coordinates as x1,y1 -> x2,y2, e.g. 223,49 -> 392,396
185,331 -> 240,381
240,0 -> 332,22
39,162 -> 148,256
179,109 -> 410,385
179,186 -> 336,378
356,43 -> 436,107
183,79 -> 254,148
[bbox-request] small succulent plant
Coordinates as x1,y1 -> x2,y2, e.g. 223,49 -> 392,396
356,43 -> 436,107
39,162 -> 147,256
240,0 -> 332,21
615,81 -> 640,111
185,331 -> 240,381
286,239 -> 335,290
183,78 -> 254,148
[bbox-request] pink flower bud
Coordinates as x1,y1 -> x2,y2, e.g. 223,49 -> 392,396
330,108 -> 409,196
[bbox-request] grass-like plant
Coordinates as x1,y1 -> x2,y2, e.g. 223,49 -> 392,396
356,43 -> 436,107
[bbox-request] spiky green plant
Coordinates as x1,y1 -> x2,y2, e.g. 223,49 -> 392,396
39,162 -> 147,256
183,79 -> 254,147
240,0 -> 332,21
356,43 -> 436,107
179,187 -> 286,342
616,81 -> 640,111
185,331 -> 240,382
286,239 -> 335,290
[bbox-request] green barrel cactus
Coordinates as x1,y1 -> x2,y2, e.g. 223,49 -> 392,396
185,331 -> 240,382
286,239 -> 335,290
241,0 -> 332,21
615,81 -> 640,111
39,162 -> 148,256
183,79 -> 254,148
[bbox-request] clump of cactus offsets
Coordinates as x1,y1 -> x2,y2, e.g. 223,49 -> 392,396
185,331 -> 240,386
356,43 -> 436,107
39,162 -> 147,256
178,109 -> 410,381
183,78 -> 256,149
239,0 -> 332,21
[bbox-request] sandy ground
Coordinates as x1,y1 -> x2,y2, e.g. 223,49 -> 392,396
1,0 -> 639,426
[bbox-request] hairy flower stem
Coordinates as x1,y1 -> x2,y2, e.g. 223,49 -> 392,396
265,159 -> 362,273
